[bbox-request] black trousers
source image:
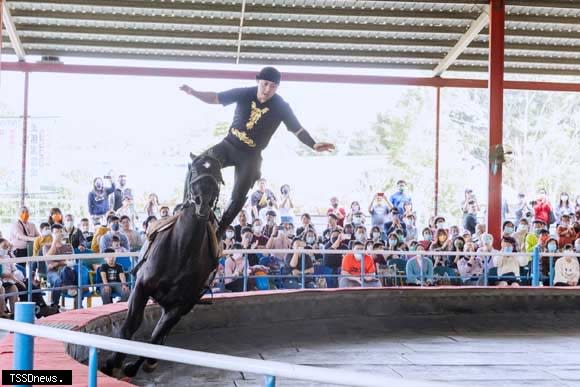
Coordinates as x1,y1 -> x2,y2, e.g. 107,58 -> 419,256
200,140 -> 263,235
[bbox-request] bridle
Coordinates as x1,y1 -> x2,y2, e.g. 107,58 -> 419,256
185,156 -> 223,214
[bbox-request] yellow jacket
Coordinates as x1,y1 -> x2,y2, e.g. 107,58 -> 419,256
33,236 -> 52,256
91,226 -> 109,252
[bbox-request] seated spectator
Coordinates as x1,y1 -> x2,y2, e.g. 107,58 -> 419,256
430,229 -> 452,253
91,223 -> 109,253
63,214 -> 87,253
418,228 -> 433,250
457,252 -> 484,285
450,236 -> 466,268
224,243 -> 246,292
473,223 -> 486,244
111,236 -> 128,253
79,218 -> 93,248
323,229 -> 349,288
403,214 -> 417,242
513,218 -> 529,252
369,226 -> 383,244
502,220 -> 515,239
48,207 -> 64,227
222,225 -> 237,251
284,239 -> 316,289
449,225 -> 461,241
368,193 -> 392,228
258,200 -> 279,226
342,224 -> 355,245
0,282 -> 17,318
261,210 -> 278,238
159,206 -> 171,218
494,236 -> 527,287
339,241 -> 381,288
263,224 -> 292,275
100,249 -> 130,304
385,232 -> 402,253
405,245 -> 434,286
99,216 -> 130,253
323,213 -> 342,243
233,210 -> 250,242
295,213 -> 313,239
384,208 -> 406,238
554,245 -> 579,286
353,225 -> 367,244
9,205 -> 40,258
557,214 -> 576,247
120,215 -> 141,251
0,238 -> 27,302
251,219 -> 269,247
43,224 -> 76,307
33,222 -> 52,256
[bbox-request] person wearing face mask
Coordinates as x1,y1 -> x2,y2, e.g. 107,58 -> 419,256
350,211 -> 365,228
79,218 -> 93,247
554,245 -> 579,286
233,210 -> 250,242
403,215 -> 417,242
457,244 -> 484,285
9,206 -> 40,258
557,214 -> 576,247
88,176 -> 116,226
532,189 -> 552,226
264,223 -> 292,269
502,221 -> 515,238
494,237 -> 527,287
390,180 -> 412,217
345,201 -> 361,225
99,216 -> 130,253
368,193 -> 393,228
222,225 -> 237,251
384,208 -> 407,239
430,229 -> 452,253
477,233 -> 497,272
33,222 -> 53,256
405,245 -> 434,286
369,226 -> 383,244
62,214 -> 87,253
43,224 -> 74,306
328,197 -> 346,228
555,192 -> 574,224
224,243 -> 247,292
513,219 -> 530,252
323,230 -> 349,288
450,236 -> 466,268
250,219 -> 269,247
261,210 -> 278,238
339,241 -> 380,288
524,219 -> 545,252
418,228 -> 433,250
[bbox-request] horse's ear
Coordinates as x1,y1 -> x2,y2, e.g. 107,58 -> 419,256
190,152 -> 196,161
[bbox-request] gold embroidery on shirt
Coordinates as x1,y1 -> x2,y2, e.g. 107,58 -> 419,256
230,128 -> 256,148
246,101 -> 269,130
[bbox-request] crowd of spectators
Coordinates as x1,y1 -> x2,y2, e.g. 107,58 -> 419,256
1,173 -> 580,317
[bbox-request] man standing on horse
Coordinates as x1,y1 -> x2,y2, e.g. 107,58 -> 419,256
180,67 -> 335,237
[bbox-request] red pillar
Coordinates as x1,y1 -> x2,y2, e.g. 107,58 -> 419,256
20,71 -> 29,207
487,0 -> 505,247
434,87 -> 441,216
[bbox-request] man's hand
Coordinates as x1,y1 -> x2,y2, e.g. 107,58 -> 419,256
313,142 -> 335,152
180,84 -> 194,95
122,284 -> 129,293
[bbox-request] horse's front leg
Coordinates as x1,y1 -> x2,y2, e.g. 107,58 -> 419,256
123,301 -> 193,377
102,281 -> 149,375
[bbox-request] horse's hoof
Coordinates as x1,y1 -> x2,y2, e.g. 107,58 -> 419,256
142,360 -> 159,373
123,362 -> 140,378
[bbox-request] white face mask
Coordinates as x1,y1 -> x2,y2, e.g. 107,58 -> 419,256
0,248 -> 8,256
65,221 -> 74,229
42,229 -> 51,237
372,232 -> 381,239
306,237 -> 315,244
278,230 -> 285,236
354,253 -> 363,260
253,226 -> 262,234
226,231 -> 235,239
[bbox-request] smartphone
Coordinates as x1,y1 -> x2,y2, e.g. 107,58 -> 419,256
377,192 -> 384,197
343,234 -> 351,240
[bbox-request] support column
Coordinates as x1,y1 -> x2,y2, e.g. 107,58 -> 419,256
487,0 -> 505,247
0,0 -> 4,81
20,71 -> 29,207
434,87 -> 441,216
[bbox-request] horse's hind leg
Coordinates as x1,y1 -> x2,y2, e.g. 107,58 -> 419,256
102,281 -> 149,375
123,303 -> 190,377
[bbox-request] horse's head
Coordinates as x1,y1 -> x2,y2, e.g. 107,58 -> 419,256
186,153 -> 224,218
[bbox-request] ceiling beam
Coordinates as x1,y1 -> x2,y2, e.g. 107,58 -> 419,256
2,1 -> 25,60
433,6 -> 489,76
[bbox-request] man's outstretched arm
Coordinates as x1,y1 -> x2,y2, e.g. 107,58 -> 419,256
180,84 -> 220,104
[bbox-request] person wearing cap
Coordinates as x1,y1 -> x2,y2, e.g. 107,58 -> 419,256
180,66 -> 335,237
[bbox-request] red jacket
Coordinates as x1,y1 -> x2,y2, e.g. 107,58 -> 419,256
534,201 -> 551,224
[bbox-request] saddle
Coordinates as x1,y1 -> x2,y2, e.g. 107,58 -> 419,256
132,213 -> 222,276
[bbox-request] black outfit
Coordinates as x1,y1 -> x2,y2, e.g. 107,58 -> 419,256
323,241 -> 348,269
100,263 -> 124,283
65,227 -> 86,250
201,86 -> 316,236
463,213 -> 477,234
383,221 -> 407,238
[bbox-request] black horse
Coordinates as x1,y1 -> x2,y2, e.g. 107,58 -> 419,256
103,154 -> 224,377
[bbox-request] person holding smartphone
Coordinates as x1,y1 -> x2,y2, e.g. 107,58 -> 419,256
368,192 -> 393,229
88,175 -> 116,226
